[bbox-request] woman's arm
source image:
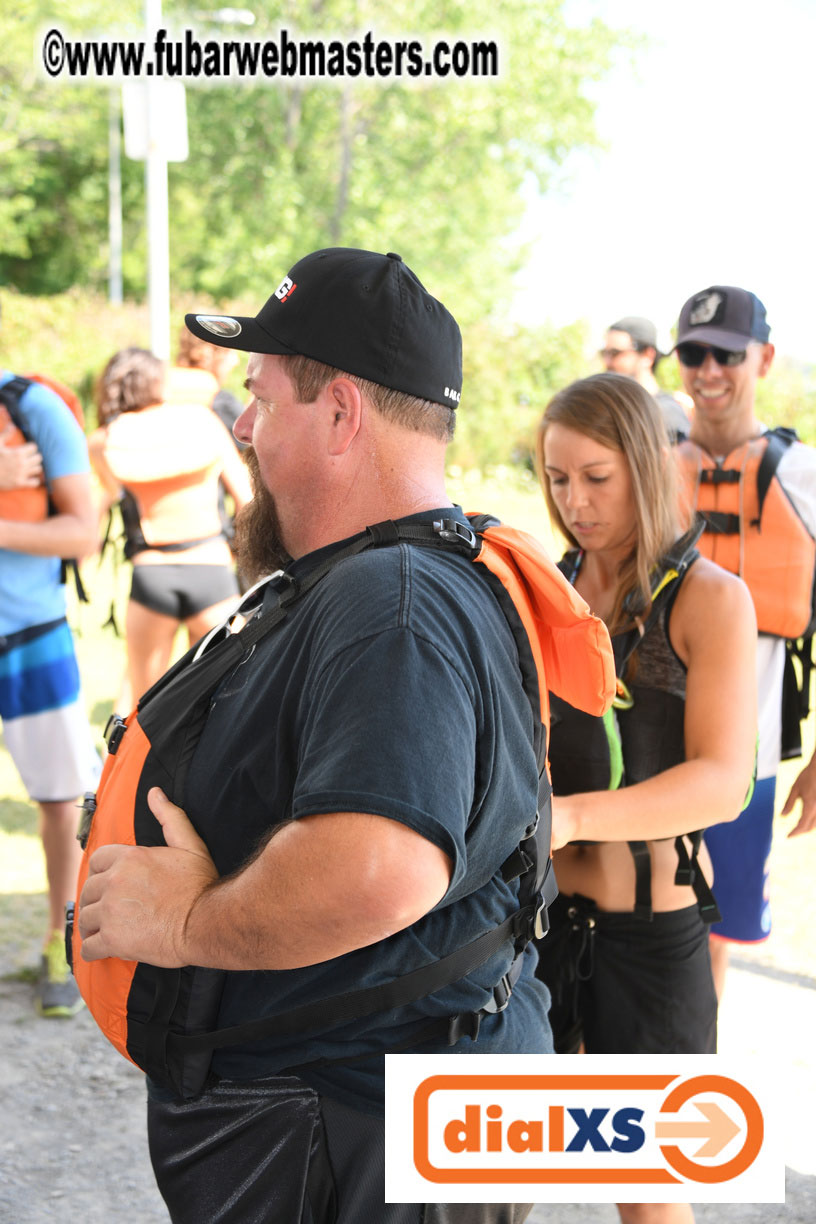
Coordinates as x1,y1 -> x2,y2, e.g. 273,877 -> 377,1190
551,559 -> 758,849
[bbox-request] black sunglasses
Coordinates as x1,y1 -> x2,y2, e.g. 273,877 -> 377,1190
676,342 -> 747,368
599,347 -> 639,360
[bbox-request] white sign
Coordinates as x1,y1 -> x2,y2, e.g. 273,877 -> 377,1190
385,1054 -> 784,1204
122,81 -> 188,161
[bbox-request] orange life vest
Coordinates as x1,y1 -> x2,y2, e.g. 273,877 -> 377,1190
164,365 -> 220,407
676,432 -> 816,639
0,374 -> 85,524
69,514 -> 615,1098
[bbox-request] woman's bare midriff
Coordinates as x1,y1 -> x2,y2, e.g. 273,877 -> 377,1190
131,536 -> 234,567
553,836 -> 713,913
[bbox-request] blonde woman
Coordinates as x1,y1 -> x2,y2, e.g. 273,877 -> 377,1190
535,373 -> 757,1224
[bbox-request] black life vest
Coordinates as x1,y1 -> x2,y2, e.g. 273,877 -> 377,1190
547,525 -> 723,923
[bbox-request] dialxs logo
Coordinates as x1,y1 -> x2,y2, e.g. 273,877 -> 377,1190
384,1055 -> 783,1204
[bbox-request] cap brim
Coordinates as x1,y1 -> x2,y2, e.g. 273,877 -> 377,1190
184,312 -> 298,355
673,327 -> 753,352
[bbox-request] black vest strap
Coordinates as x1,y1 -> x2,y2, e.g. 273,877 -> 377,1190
628,840 -> 653,922
167,908 -> 529,1059
755,427 -> 797,527
674,832 -> 722,925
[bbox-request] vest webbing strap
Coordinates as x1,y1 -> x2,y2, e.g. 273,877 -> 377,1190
674,831 -> 722,925
700,510 -> 740,536
166,909 -> 530,1058
756,427 -> 797,526
696,427 -> 796,537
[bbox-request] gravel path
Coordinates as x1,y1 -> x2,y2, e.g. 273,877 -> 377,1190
0,968 -> 168,1222
3,952 -> 815,1223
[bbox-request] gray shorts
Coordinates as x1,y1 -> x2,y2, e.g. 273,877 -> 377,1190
130,563 -> 239,620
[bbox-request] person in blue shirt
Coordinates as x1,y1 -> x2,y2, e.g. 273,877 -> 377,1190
0,353 -> 101,1018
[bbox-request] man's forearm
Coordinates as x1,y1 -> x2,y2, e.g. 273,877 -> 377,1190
0,513 -> 97,559
78,793 -> 452,971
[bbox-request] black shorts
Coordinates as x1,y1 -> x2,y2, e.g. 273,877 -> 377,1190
147,1074 -> 534,1224
534,892 -> 717,1054
130,563 -> 239,620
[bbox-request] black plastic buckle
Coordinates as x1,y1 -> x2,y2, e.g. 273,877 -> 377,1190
64,902 -> 75,973
447,1011 -> 482,1044
104,713 -> 127,754
432,519 -> 477,550
483,972 -> 513,1015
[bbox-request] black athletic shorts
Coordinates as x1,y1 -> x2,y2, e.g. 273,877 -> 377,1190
147,1074 -> 534,1224
534,892 -> 717,1054
130,563 -> 239,620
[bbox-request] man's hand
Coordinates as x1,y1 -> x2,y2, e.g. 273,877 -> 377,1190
780,754 -> 816,837
0,423 -> 44,489
78,788 -> 218,965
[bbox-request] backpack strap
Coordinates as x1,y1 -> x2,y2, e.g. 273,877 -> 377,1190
755,426 -> 797,528
0,376 -> 34,437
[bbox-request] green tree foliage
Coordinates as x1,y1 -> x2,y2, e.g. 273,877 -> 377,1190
1,2 -> 622,469
2,1 -> 618,321
0,2 -> 145,293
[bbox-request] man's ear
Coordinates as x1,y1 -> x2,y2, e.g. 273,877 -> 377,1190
757,342 -> 775,379
325,377 -> 364,455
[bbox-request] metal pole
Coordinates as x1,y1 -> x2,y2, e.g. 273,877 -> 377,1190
144,0 -> 170,358
108,90 -> 123,305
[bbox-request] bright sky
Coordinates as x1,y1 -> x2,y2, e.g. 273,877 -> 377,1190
512,0 -> 816,363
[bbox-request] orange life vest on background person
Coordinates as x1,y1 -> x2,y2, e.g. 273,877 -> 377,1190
676,431 -> 816,640
0,374 -> 85,524
68,514 -> 615,1099
164,366 -> 220,407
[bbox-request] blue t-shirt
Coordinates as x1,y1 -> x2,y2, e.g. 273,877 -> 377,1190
0,372 -> 90,635
183,510 -> 553,1112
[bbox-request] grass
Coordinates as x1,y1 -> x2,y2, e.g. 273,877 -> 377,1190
2,473 -> 815,980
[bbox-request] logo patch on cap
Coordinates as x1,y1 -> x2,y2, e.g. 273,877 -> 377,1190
196,315 -> 242,338
274,276 -> 297,302
689,291 -> 724,327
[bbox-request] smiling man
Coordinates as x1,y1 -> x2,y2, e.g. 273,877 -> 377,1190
673,285 -> 816,997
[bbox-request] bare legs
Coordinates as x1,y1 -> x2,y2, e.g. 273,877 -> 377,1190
617,1203 -> 695,1224
125,596 -> 239,704
39,799 -> 82,941
709,936 -> 730,1001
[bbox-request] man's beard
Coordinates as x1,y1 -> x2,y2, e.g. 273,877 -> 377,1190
233,447 -> 293,584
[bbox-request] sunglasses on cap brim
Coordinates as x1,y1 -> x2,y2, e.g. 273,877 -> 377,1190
675,342 -> 747,368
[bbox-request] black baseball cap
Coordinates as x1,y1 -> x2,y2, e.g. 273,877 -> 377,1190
608,316 -> 659,352
675,285 -> 771,351
185,247 -> 462,408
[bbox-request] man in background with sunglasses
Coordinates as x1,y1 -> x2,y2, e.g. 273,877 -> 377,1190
673,284 -> 816,998
599,315 -> 691,441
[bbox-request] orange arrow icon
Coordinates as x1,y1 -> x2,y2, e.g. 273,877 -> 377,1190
655,1101 -> 741,1158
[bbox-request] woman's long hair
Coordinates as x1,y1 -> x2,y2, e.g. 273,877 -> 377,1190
95,348 -> 165,425
536,372 -> 684,633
